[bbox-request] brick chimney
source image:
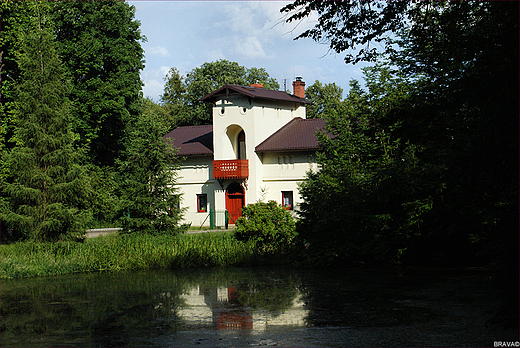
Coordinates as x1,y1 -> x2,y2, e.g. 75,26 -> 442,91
250,81 -> 264,88
292,77 -> 305,98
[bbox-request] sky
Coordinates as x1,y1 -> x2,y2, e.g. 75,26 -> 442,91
129,1 -> 373,102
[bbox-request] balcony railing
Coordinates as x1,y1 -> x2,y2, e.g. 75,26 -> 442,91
213,160 -> 248,180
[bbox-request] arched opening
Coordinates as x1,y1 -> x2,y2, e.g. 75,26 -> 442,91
226,182 -> 244,224
224,125 -> 245,160
237,130 -> 246,160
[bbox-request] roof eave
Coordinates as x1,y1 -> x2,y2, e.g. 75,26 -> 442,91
199,84 -> 311,105
198,85 -> 256,103
255,146 -> 320,153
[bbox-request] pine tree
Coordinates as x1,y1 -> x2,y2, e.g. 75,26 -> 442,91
117,99 -> 185,235
2,11 -> 91,242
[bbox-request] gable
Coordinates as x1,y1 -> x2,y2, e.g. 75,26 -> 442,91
199,84 -> 311,105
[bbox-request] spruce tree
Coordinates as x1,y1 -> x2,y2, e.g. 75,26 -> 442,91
118,99 -> 185,235
2,12 -> 91,242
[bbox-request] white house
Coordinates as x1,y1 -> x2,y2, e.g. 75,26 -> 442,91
163,78 -> 325,228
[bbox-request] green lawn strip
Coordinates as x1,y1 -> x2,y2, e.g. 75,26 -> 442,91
0,232 -> 255,279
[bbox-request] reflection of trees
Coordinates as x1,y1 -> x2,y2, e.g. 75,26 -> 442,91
237,281 -> 297,317
1,270 -> 188,347
1,268 -> 303,346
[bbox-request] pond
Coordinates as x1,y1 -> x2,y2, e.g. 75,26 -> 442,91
1,266 -> 517,347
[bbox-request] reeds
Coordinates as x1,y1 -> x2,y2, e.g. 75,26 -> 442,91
0,232 -> 257,279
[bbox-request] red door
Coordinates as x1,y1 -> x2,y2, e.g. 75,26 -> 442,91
226,182 -> 244,224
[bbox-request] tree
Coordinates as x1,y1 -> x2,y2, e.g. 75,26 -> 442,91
161,60 -> 279,126
281,1 -> 409,64
161,67 -> 185,108
117,98 -> 185,235
285,0 -> 518,325
160,67 -> 192,128
0,1 -> 53,183
305,80 -> 343,119
297,65 -> 423,265
51,0 -> 145,166
2,11 -> 91,242
284,0 -> 518,260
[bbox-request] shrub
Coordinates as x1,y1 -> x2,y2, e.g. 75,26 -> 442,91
234,201 -> 297,254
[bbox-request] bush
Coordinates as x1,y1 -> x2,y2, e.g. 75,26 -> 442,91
234,201 -> 297,254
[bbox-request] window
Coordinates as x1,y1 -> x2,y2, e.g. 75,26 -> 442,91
237,130 -> 246,160
282,191 -> 293,210
197,194 -> 207,213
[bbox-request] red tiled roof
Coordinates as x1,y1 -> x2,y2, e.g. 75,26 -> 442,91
163,125 -> 213,156
199,84 -> 311,105
255,117 -> 326,153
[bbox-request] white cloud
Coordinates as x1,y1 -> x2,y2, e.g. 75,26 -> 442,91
142,79 -> 164,102
206,49 -> 226,62
140,65 -> 176,101
147,46 -> 171,57
159,65 -> 171,78
234,36 -> 271,59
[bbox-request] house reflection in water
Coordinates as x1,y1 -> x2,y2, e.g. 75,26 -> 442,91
178,286 -> 306,331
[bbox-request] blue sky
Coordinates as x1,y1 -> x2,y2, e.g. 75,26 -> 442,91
129,1 -> 372,102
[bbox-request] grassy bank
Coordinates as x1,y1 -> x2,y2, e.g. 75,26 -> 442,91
0,232 -> 257,279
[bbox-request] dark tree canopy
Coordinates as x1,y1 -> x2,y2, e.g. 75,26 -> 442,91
281,0 -> 409,64
52,0 -> 145,166
285,0 -> 519,274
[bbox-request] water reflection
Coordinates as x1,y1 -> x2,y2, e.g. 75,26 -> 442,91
178,285 -> 305,331
1,268 -> 308,347
1,267 -> 517,347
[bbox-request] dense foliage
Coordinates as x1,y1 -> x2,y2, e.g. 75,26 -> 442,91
234,201 -> 297,254
1,1 -> 184,241
284,0 -> 518,267
2,12 -> 91,242
304,80 -> 343,119
51,0 -> 145,167
117,98 -> 186,235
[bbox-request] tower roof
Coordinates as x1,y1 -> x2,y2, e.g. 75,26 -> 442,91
199,84 -> 311,105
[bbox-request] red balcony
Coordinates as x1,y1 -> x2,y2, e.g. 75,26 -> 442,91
213,160 -> 248,180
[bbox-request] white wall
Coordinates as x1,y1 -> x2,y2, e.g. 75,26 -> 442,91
212,95 -> 306,205
258,152 -> 318,212
174,93 -> 313,227
176,156 -> 214,227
